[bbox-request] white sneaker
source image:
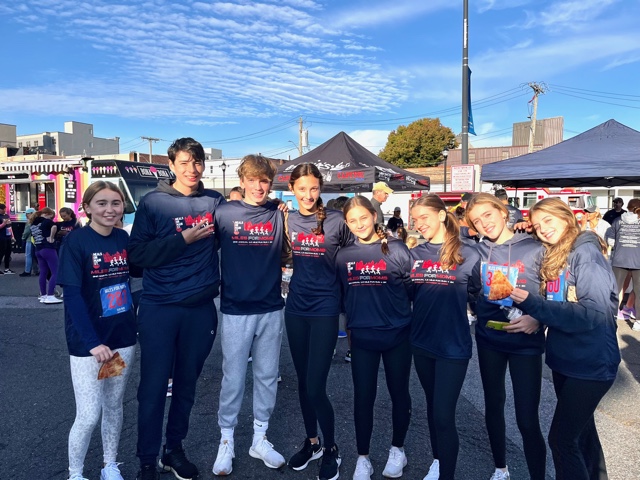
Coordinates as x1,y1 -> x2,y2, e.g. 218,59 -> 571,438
352,456 -> 374,480
43,295 -> 63,304
490,467 -> 510,480
38,295 -> 45,303
249,436 -> 285,469
212,440 -> 235,475
423,459 -> 440,479
633,320 -> 640,332
68,474 -> 89,480
382,446 -> 407,478
100,462 -> 124,480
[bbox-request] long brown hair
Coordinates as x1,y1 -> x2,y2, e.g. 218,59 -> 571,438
288,163 -> 326,235
464,193 -> 509,230
411,194 -> 463,269
343,196 -> 389,255
529,198 -> 581,293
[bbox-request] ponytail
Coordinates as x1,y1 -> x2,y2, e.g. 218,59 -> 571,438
311,196 -> 327,235
439,211 -> 464,269
375,223 -> 390,255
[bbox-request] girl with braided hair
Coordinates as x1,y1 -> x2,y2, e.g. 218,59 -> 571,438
336,196 -> 413,480
285,163 -> 353,480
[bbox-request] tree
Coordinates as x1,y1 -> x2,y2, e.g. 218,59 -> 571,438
379,118 -> 457,168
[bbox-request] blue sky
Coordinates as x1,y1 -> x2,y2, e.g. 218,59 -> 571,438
1,0 -> 640,159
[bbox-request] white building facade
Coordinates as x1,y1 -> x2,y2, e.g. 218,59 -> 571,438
17,121 -> 119,157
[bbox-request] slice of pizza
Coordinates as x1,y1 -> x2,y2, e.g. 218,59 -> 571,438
488,270 -> 514,301
98,351 -> 126,380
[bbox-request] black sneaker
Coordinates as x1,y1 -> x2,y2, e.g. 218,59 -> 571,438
288,438 -> 323,471
19,272 -> 31,277
136,464 -> 159,480
158,445 -> 199,479
344,350 -> 351,363
319,444 -> 342,480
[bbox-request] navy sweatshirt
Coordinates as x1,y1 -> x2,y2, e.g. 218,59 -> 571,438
474,232 -> 546,355
31,217 -> 57,250
286,209 -> 353,316
215,200 -> 285,315
607,212 -> 640,269
518,232 -> 620,381
128,180 -> 225,305
57,227 -> 137,357
410,242 -> 481,360
336,239 -> 413,348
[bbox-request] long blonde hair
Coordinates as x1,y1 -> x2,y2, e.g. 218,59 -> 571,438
529,198 -> 581,293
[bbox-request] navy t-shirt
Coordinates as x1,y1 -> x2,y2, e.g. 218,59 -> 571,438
410,242 -> 481,360
336,239 -> 413,348
57,227 -> 137,357
215,200 -> 286,315
31,217 -> 56,250
286,209 -> 353,316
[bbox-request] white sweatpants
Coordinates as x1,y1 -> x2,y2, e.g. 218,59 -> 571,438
68,346 -> 136,477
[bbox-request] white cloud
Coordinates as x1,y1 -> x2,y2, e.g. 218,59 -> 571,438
348,129 -> 391,154
332,0 -> 451,29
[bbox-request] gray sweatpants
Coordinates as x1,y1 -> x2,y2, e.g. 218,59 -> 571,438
218,309 -> 284,429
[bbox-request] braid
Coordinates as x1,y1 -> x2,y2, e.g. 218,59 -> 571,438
375,223 -> 390,255
312,196 -> 326,235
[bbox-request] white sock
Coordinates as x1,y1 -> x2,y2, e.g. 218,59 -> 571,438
253,419 -> 268,443
221,427 -> 234,445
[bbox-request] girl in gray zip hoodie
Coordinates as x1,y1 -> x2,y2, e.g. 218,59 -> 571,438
511,198 -> 620,480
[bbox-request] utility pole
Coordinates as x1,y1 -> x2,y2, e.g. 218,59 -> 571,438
461,0 -> 469,165
298,117 -> 304,157
527,82 -> 547,153
141,136 -> 160,162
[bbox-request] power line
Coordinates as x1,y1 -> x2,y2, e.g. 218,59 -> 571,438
549,84 -> 640,100
553,91 -> 640,110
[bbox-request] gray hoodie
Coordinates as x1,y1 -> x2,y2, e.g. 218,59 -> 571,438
607,211 -> 640,269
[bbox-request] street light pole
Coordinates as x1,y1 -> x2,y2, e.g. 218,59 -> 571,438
442,149 -> 449,192
221,161 -> 227,198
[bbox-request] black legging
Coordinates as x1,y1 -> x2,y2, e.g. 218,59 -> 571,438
414,353 -> 469,480
285,312 -> 338,448
549,371 -> 613,480
477,346 -> 547,480
351,337 -> 412,455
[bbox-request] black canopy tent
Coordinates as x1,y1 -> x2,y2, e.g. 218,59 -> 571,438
272,132 -> 430,192
481,119 -> 640,188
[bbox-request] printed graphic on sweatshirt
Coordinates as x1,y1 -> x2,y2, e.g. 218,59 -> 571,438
410,259 -> 458,285
481,262 -> 519,307
173,212 -> 214,233
291,230 -> 326,257
546,269 -> 569,302
345,259 -> 388,285
617,223 -> 640,248
91,249 -> 129,279
230,219 -> 275,246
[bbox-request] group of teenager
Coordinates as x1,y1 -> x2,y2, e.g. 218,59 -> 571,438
58,136 -> 620,480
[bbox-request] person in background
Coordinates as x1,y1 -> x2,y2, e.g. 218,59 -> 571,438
31,207 -> 62,304
395,226 -> 408,244
578,205 -> 610,241
465,193 -> 547,480
370,182 -> 393,224
405,236 -> 418,249
0,203 -> 15,274
603,197 -> 626,225
606,198 -> 640,332
511,198 -> 620,480
409,194 -> 481,480
284,163 -> 353,480
130,137 -> 224,480
58,181 -> 137,480
494,189 -> 523,231
337,196 -> 413,480
229,186 -> 244,201
56,207 -> 81,248
387,207 -> 404,236
20,207 -> 37,277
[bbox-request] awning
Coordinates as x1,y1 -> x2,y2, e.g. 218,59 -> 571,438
0,161 -> 82,175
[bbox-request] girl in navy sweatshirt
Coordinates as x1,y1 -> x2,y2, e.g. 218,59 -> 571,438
336,196 -> 413,480
510,198 -> 620,480
285,164 -> 353,480
57,181 -> 137,480
409,194 -> 481,480
465,193 -> 546,480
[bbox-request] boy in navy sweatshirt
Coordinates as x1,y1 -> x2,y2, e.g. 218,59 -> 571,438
212,155 -> 288,476
129,138 -> 225,480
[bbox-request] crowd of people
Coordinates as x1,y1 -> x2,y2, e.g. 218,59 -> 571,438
8,137 -> 632,480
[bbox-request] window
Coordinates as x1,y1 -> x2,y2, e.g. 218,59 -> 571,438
34,140 -> 39,147
18,142 -> 22,147
89,142 -> 94,148
26,141 -> 31,147
522,192 -> 538,208
52,138 -> 57,144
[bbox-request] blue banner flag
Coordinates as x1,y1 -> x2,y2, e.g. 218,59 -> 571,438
468,67 -> 476,136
